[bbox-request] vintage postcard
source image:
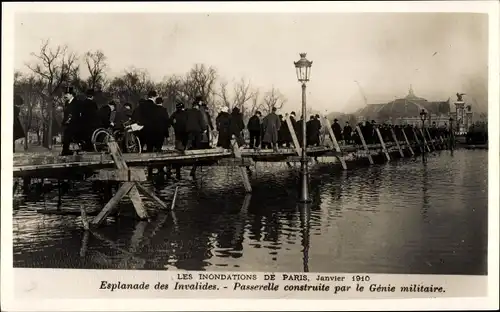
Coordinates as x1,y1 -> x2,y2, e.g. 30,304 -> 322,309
1,1 -> 498,311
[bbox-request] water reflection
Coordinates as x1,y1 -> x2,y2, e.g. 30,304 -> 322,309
299,203 -> 310,273
13,150 -> 488,275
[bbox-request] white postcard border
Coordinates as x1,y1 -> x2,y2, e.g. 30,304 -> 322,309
2,1 -> 499,311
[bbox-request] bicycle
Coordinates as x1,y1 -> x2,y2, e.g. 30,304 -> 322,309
91,122 -> 142,153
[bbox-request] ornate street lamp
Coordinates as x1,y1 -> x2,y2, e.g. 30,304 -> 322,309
294,53 -> 313,203
419,109 -> 428,129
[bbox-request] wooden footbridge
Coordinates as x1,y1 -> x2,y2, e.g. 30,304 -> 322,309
13,116 -> 453,228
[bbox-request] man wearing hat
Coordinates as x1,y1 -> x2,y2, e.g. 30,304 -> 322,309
61,86 -> 81,156
331,118 -> 343,145
247,110 -> 262,149
79,89 -> 99,151
98,100 -> 116,129
170,100 -> 188,152
196,96 -> 214,149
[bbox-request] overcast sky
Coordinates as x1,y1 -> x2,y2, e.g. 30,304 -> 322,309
14,12 -> 488,113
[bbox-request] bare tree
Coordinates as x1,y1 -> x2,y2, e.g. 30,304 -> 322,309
249,90 -> 263,117
216,78 -> 256,120
108,67 -> 155,108
25,39 -> 79,148
182,64 -> 218,108
261,86 -> 287,115
156,75 -> 185,115
84,50 -> 108,90
14,72 -> 45,149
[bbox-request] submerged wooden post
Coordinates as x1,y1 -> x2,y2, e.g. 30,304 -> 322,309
355,125 -> 374,165
419,128 -> 431,152
285,115 -> 302,156
425,128 -> 436,150
412,128 -> 424,153
402,129 -> 415,156
231,138 -> 252,193
375,128 -> 391,161
91,137 -> 169,226
321,116 -> 347,170
390,128 -> 405,157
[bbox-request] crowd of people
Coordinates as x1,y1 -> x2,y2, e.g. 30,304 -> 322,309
13,86 -> 454,155
330,119 -> 453,146
55,87 -> 330,155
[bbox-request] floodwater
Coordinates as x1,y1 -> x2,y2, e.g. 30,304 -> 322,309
12,149 -> 488,274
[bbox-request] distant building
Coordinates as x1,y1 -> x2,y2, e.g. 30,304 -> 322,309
355,85 -> 451,126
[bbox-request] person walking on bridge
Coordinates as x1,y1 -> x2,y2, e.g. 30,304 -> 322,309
185,101 -> 206,150
262,107 -> 281,151
170,101 -> 188,152
331,119 -> 342,145
79,89 -> 99,152
216,106 -> 232,149
61,87 -> 81,156
247,110 -> 262,149
229,106 -> 245,147
343,122 -> 352,144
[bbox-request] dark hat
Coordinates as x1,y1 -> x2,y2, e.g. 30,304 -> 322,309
108,100 -> 116,106
64,86 -> 75,95
195,95 -> 203,102
176,101 -> 185,109
290,111 -> 296,116
310,116 -> 315,120
124,102 -> 132,109
147,90 -> 158,98
256,110 -> 262,115
86,89 -> 95,97
155,97 -> 163,105
334,118 -> 338,122
272,107 -> 277,112
315,114 -> 320,118
371,120 -> 376,123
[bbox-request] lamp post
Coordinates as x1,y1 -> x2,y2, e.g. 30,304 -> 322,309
294,53 -> 313,203
419,109 -> 427,129
449,117 -> 454,150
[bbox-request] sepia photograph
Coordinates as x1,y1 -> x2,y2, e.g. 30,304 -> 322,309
3,1 -> 499,310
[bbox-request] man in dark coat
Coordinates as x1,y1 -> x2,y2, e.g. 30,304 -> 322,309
247,110 -> 262,149
331,119 -> 343,144
216,106 -> 232,149
98,100 -> 116,129
261,107 -> 281,150
61,87 -> 81,156
170,101 -> 188,151
277,114 -> 286,147
306,116 -> 317,147
185,101 -> 206,150
132,90 -> 159,152
229,106 -> 245,147
313,114 -> 322,146
79,89 -> 99,151
115,102 -> 133,128
13,95 -> 26,152
197,97 -> 214,149
151,97 -> 171,152
343,121 -> 353,144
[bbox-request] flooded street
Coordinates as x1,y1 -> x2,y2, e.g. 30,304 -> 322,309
12,149 -> 488,275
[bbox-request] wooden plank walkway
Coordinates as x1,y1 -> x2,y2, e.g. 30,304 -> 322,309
12,141 -> 417,176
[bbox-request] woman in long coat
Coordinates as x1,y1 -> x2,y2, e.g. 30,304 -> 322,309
13,95 -> 25,152
229,107 -> 245,147
215,106 -> 231,149
261,107 -> 281,149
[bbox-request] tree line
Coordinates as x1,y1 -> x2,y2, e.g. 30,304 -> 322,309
14,39 -> 288,148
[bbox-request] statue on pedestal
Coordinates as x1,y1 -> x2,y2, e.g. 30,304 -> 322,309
456,93 -> 466,102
